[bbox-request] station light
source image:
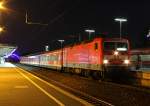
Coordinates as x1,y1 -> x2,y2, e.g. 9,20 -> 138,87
0,27 -> 3,32
114,18 -> 127,22
85,29 -> 95,40
85,29 -> 95,33
114,17 -> 127,39
0,1 -> 8,12
58,39 -> 65,71
147,29 -> 150,38
0,1 -> 6,10
58,40 -> 65,43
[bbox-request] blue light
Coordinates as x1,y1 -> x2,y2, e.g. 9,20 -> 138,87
4,49 -> 17,58
7,53 -> 20,62
12,54 -> 20,59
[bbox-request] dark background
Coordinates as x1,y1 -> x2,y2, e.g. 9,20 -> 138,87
1,0 -> 150,55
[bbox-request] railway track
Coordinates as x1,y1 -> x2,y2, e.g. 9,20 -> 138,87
28,71 -> 114,106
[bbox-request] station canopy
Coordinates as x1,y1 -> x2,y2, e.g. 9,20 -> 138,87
0,44 -> 17,57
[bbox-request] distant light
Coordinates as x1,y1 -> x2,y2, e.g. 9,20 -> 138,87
147,30 -> 150,38
58,40 -> 65,42
85,29 -> 95,33
114,17 -> 127,39
45,45 -> 49,51
0,1 -> 5,10
0,27 -> 4,32
117,48 -> 127,51
114,18 -> 127,22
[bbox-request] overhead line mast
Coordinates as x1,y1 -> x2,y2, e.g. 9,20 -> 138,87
25,11 -> 48,26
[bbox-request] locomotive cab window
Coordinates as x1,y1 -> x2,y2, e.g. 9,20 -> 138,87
94,43 -> 98,50
104,42 -> 128,51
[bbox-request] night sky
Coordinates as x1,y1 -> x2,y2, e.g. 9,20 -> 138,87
1,0 -> 150,55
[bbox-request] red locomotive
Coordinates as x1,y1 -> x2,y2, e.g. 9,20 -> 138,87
21,37 -> 130,79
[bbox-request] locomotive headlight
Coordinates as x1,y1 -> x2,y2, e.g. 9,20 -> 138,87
103,59 -> 108,64
114,51 -> 119,56
124,59 -> 130,64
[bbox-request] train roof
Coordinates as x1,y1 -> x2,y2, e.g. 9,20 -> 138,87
21,38 -> 100,57
104,38 -> 129,42
22,37 -> 129,57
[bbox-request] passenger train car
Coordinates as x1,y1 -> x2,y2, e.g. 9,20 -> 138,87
20,37 -> 130,79
130,48 -> 150,70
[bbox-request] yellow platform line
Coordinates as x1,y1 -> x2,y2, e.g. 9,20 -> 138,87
15,68 -> 65,106
17,67 -> 94,106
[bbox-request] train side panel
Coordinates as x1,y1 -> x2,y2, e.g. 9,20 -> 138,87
130,48 -> 150,70
39,50 -> 62,70
64,38 -> 103,71
20,55 -> 40,66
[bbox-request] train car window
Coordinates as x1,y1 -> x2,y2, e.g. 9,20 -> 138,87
49,56 -> 51,61
46,56 -> 48,61
131,55 -> 138,61
104,42 -> 128,51
94,43 -> 98,50
140,55 -> 150,61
